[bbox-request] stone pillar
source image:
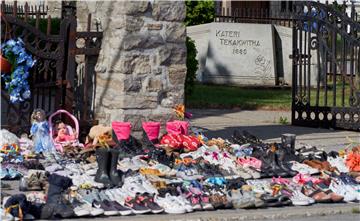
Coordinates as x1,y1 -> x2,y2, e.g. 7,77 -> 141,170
90,1 -> 186,134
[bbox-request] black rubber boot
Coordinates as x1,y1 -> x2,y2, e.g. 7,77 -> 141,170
269,151 -> 289,177
95,148 -> 112,185
142,129 -> 157,153
252,147 -> 274,178
109,148 -> 123,186
276,148 -> 297,176
40,174 -> 74,219
281,136 -> 300,162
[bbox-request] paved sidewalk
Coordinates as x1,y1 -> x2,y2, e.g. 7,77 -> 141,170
67,203 -> 359,221
189,109 -> 360,151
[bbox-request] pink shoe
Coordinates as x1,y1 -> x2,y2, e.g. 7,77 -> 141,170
237,157 -> 262,170
142,122 -> 160,142
112,122 -> 131,141
293,173 -> 321,185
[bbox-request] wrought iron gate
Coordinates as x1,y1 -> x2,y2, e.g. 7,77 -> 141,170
1,1 -> 102,136
291,1 -> 360,131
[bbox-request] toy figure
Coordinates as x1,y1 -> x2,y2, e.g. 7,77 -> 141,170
54,122 -> 77,143
30,109 -> 55,153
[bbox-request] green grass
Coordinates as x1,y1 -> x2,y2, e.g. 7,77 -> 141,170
186,83 -> 354,110
352,207 -> 360,214
186,84 -> 292,110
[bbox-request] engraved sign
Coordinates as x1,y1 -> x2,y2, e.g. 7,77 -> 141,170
204,22 -> 276,85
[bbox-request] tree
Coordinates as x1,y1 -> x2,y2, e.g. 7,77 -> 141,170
185,0 -> 215,26
184,1 -> 214,97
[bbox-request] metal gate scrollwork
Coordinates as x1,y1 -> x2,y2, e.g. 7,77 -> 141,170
291,1 -> 360,131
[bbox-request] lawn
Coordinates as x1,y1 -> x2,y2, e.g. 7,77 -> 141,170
186,83 -> 353,110
186,84 -> 292,110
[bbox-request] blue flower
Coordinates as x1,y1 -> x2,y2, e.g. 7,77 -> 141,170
5,39 -> 16,47
22,90 -> 31,99
1,38 -> 34,104
26,58 -> 36,68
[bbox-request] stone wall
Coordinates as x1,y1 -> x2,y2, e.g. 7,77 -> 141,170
77,1 -> 186,134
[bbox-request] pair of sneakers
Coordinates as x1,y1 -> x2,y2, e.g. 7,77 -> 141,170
124,193 -> 164,214
228,189 -> 265,209
155,193 -> 193,214
183,188 -> 214,211
77,189 -> 132,216
118,157 -> 148,172
123,174 -> 158,196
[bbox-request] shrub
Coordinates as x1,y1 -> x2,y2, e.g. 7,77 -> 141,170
185,36 -> 198,98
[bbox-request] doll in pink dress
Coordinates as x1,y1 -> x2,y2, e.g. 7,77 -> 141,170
54,122 -> 77,143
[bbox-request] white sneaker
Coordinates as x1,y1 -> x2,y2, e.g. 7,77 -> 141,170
105,189 -> 125,205
290,190 -> 314,206
118,158 -> 137,172
169,195 -> 193,213
131,156 -> 148,169
139,176 -> 158,194
125,174 -> 158,194
327,157 -> 349,173
289,161 -> 319,175
330,180 -> 357,202
72,199 -> 104,217
180,145 -> 207,159
246,180 -> 272,194
122,181 -> 148,197
155,195 -> 186,214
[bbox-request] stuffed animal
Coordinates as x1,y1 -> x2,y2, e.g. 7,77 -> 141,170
86,125 -> 113,147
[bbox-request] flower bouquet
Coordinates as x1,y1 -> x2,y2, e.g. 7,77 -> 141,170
1,38 -> 35,103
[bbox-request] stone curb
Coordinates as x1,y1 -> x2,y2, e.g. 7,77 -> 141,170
103,204 -> 358,221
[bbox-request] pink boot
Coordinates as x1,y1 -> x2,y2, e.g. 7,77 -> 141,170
142,122 -> 160,142
111,122 -> 131,141
174,120 -> 189,135
166,121 -> 182,135
166,121 -> 189,135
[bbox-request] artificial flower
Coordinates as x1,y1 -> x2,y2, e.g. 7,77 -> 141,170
1,38 -> 35,104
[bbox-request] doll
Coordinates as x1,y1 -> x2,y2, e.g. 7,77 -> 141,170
30,109 -> 55,153
54,122 -> 77,143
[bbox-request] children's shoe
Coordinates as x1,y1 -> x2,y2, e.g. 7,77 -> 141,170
142,194 -> 164,214
155,195 -> 186,214
124,196 -> 151,214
